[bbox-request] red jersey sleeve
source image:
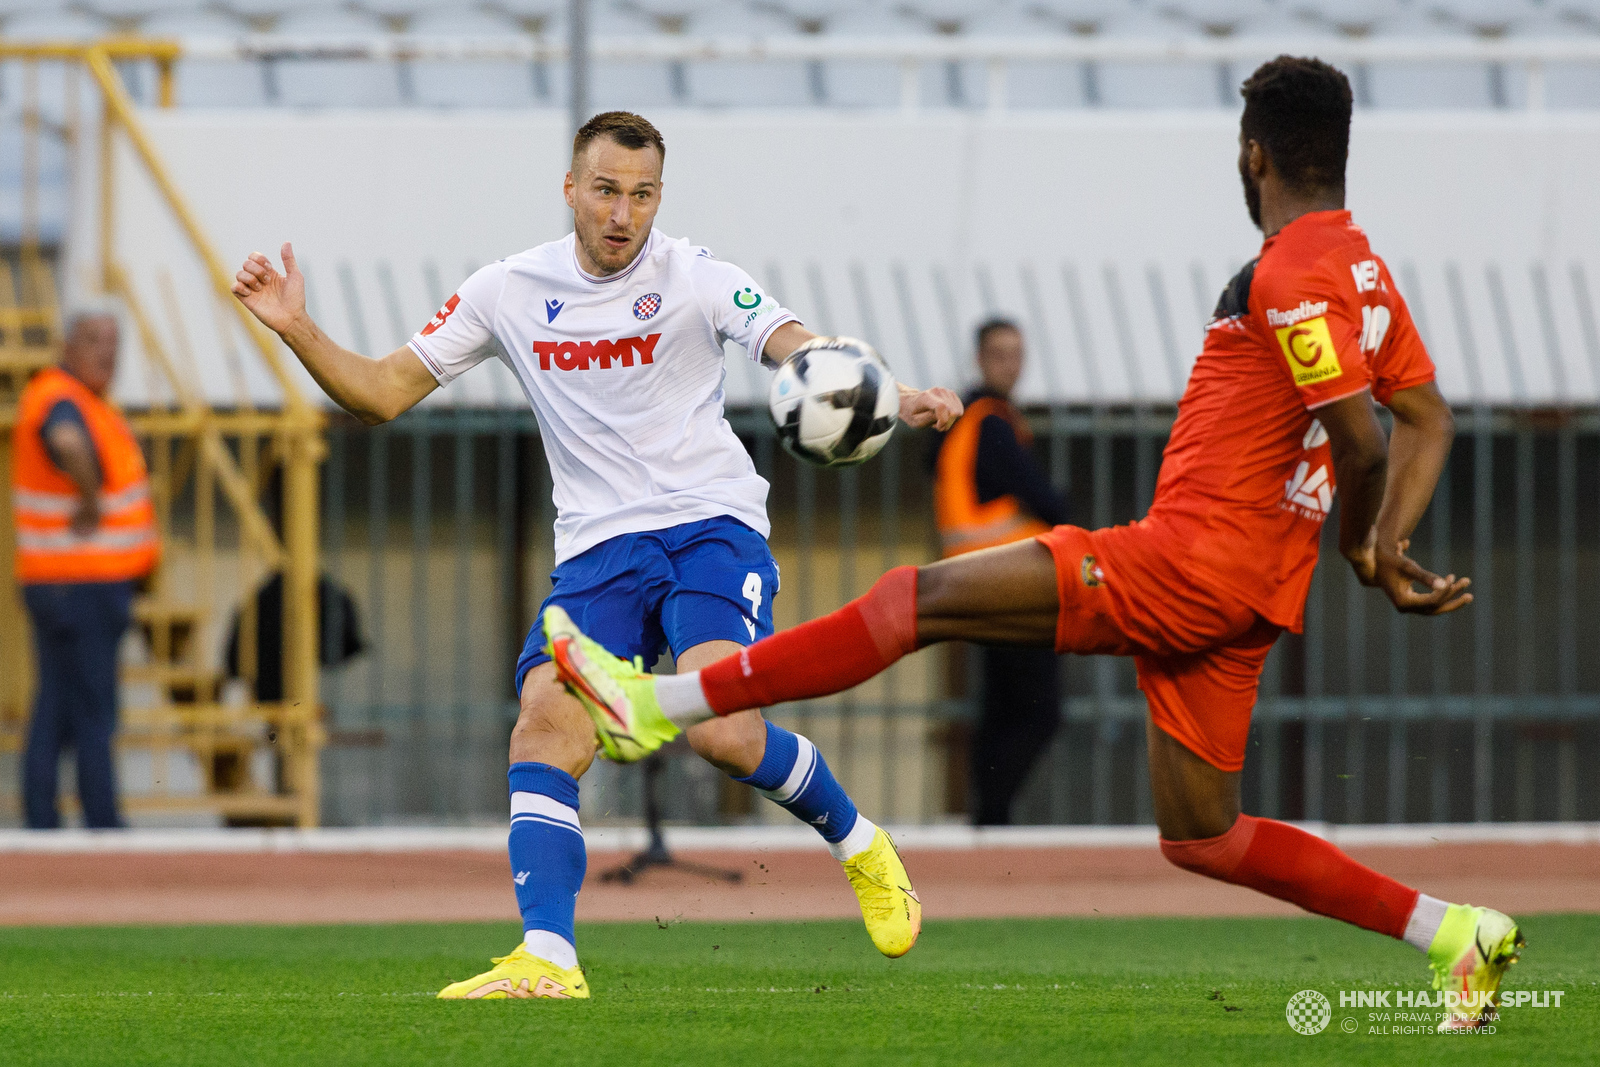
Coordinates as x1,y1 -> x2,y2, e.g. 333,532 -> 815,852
1250,255 -> 1372,411
1366,260 -> 1436,406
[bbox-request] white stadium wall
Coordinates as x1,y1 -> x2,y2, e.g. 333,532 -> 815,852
91,109 -> 1600,409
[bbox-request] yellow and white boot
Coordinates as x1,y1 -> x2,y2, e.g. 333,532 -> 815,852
438,944 -> 590,1000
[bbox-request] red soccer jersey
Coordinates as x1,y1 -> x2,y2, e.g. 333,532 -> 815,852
1134,209 -> 1436,632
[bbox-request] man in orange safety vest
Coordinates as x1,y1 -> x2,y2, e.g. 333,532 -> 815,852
11,305 -> 157,828
930,318 -> 1069,825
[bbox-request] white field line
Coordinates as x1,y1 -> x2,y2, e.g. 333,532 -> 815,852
0,822 -> 1595,855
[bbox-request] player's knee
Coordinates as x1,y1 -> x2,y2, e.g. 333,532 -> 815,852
859,564 -> 919,656
1159,812 -> 1253,879
510,666 -> 598,773
911,561 -> 949,618
687,709 -> 767,778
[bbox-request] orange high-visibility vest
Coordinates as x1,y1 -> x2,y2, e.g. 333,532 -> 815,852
934,396 -> 1051,557
11,366 -> 158,584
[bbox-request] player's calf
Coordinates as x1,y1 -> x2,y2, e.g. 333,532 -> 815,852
728,720 -> 874,857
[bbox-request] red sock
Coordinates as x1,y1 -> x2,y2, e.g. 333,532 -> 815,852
700,566 -> 920,716
1160,814 -> 1420,939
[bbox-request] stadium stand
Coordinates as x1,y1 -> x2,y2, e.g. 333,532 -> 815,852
0,1 -> 1596,111
4,3 -> 1593,246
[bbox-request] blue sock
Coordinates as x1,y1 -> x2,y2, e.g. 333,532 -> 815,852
508,762 -> 586,968
735,721 -> 877,860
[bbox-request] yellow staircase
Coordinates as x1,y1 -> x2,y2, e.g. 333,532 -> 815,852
0,41 -> 325,827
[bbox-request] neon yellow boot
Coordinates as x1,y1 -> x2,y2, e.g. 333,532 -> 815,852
438,944 -> 590,1000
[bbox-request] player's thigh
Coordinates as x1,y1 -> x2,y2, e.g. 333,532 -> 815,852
915,538 -> 1059,645
513,535 -> 670,687
678,639 -> 768,777
660,517 -> 779,652
1145,716 -> 1241,842
511,662 -> 602,778
660,525 -> 779,778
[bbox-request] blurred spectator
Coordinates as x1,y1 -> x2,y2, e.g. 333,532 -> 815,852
11,305 -> 158,829
930,318 -> 1069,826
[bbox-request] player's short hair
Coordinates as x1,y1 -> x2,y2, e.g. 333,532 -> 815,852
1239,56 -> 1352,192
975,316 -> 1020,353
572,111 -> 665,171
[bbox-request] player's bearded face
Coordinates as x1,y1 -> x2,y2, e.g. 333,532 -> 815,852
566,139 -> 663,276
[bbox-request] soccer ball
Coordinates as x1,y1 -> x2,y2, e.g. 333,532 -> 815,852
768,337 -> 899,467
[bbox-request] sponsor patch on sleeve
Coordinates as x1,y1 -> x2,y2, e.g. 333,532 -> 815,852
1274,315 -> 1343,387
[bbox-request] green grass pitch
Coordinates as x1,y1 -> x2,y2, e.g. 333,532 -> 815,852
1,915 -> 1594,1066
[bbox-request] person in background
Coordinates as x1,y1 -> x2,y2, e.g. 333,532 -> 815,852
930,318 -> 1070,825
10,305 -> 157,829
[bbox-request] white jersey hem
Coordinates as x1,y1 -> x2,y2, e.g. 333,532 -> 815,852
554,499 -> 772,568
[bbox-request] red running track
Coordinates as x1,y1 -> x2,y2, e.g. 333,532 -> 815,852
1,842 -> 1595,926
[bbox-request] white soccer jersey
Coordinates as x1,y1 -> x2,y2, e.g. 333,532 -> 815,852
408,229 -> 797,565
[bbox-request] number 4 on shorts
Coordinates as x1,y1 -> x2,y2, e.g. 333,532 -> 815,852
742,572 -> 762,640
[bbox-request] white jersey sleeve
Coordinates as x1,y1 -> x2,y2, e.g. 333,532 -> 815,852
408,261 -> 508,384
685,250 -> 799,363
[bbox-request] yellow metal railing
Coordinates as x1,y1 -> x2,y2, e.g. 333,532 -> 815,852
0,40 -> 325,827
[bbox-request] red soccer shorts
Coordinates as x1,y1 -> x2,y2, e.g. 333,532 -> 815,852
1034,522 -> 1281,773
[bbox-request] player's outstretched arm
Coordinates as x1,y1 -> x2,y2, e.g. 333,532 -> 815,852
761,321 -> 962,431
232,242 -> 436,425
1320,387 -> 1470,615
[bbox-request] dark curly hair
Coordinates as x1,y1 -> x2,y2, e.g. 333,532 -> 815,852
1240,56 -> 1352,192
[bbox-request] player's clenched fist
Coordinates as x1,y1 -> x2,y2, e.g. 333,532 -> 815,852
232,241 -> 306,336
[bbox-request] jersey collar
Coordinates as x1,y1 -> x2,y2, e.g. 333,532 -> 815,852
570,229 -> 654,286
1264,208 -> 1352,248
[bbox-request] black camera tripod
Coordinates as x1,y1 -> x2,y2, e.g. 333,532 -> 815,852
599,752 -> 743,885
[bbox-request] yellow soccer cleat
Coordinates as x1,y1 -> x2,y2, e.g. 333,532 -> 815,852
545,604 -> 680,763
437,944 -> 591,1000
1428,904 -> 1524,1031
842,828 -> 922,958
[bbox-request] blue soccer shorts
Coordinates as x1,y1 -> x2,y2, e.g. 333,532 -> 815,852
515,515 -> 779,694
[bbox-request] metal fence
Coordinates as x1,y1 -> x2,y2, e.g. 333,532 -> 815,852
311,403 -> 1600,828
